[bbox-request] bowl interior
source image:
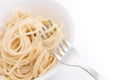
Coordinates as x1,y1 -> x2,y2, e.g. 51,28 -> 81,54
0,0 -> 74,80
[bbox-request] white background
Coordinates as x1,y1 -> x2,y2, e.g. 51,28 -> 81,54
0,0 -> 120,80
48,0 -> 120,80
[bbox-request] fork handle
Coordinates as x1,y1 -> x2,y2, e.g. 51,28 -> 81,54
65,47 -> 106,80
77,60 -> 106,80
60,47 -> 106,80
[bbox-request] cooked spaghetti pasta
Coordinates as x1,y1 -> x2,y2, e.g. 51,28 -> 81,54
0,10 -> 63,80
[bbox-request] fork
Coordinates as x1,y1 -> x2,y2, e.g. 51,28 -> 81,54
52,39 -> 106,80
40,20 -> 106,80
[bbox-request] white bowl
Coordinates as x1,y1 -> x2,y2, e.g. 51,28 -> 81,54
0,0 -> 74,80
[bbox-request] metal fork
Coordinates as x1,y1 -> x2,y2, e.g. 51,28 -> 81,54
40,20 -> 105,80
52,39 -> 106,80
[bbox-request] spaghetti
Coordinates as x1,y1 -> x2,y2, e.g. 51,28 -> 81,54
0,10 -> 63,80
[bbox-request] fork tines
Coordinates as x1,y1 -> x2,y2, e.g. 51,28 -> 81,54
53,39 -> 71,60
40,20 -> 53,40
